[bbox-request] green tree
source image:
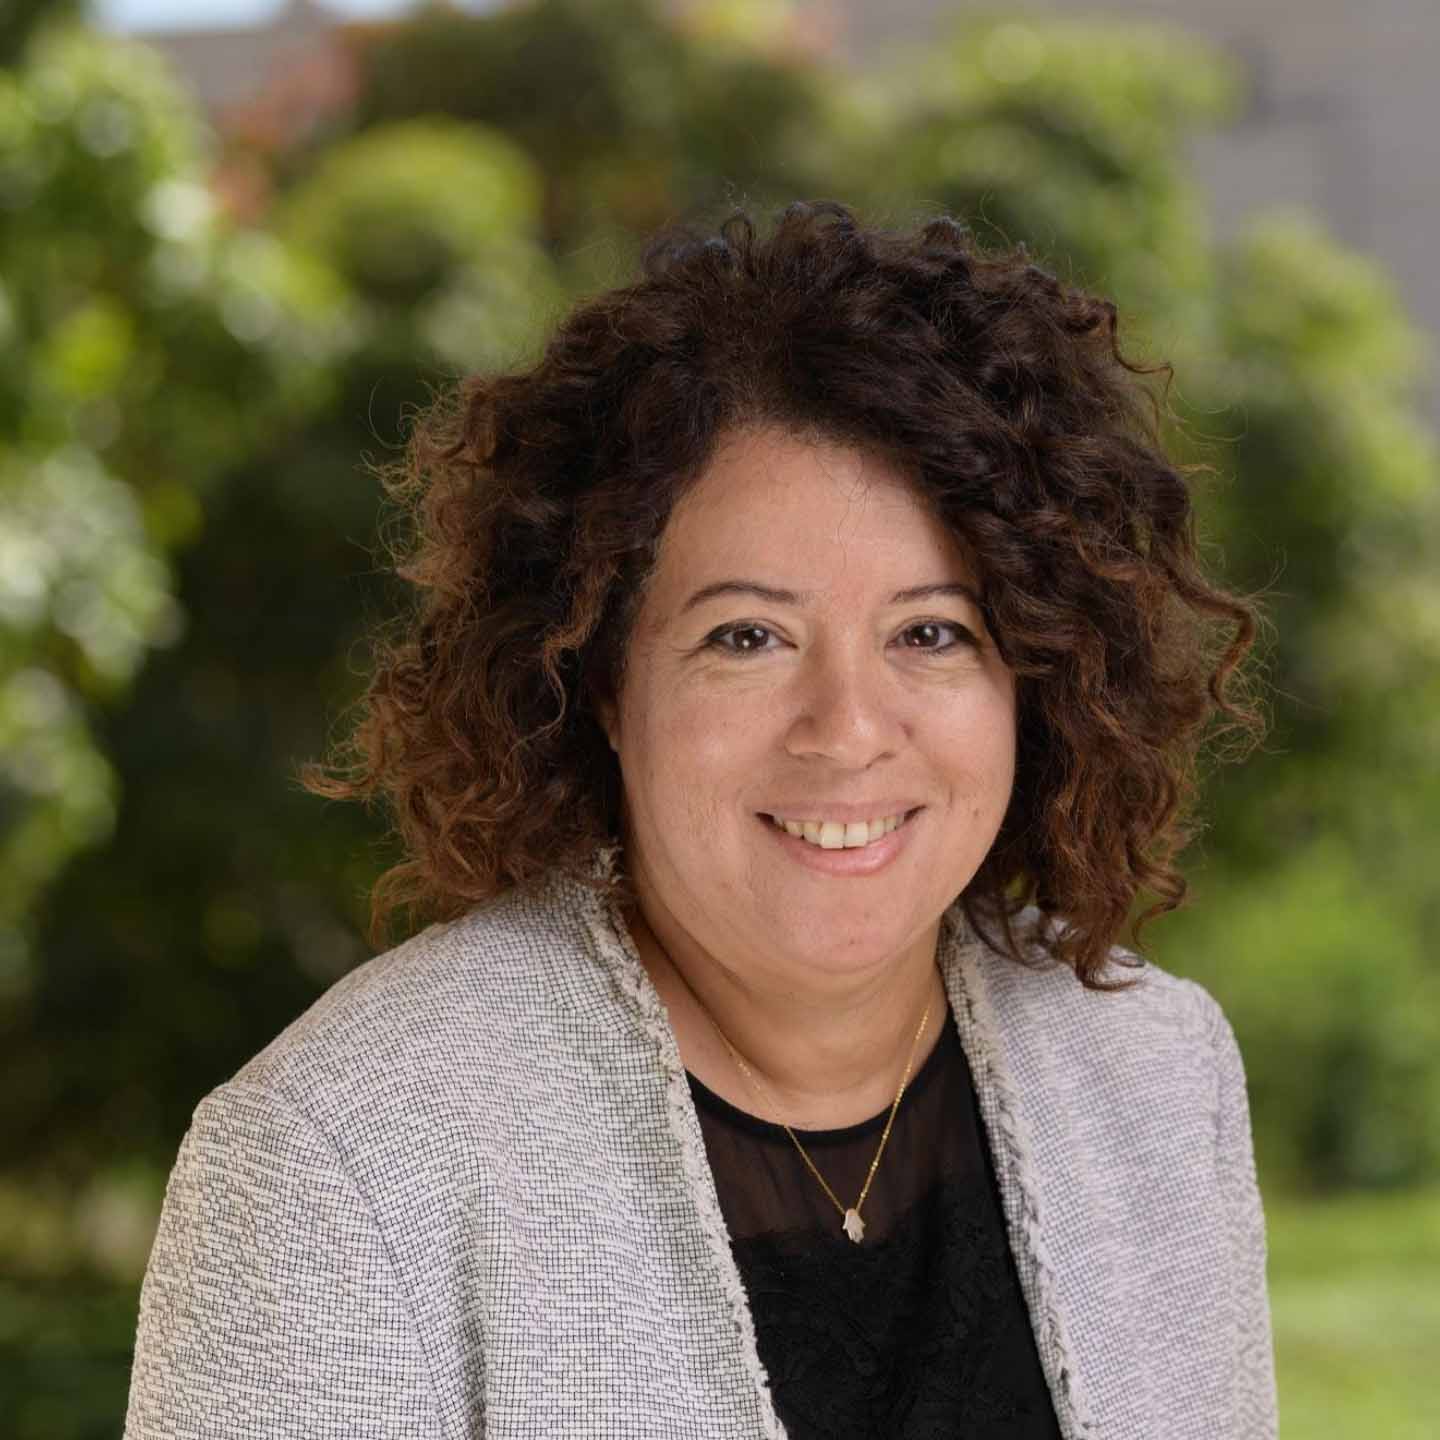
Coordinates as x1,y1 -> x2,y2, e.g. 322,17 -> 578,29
276,116 -> 562,372
0,24 -> 342,990
336,0 -> 838,288
1165,216 -> 1440,1189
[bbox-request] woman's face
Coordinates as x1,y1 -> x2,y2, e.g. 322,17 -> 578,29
596,425 -> 1017,992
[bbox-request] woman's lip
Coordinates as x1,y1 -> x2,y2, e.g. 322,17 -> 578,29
756,808 -> 920,876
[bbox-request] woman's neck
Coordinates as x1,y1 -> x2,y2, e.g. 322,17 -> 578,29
622,902 -> 948,1131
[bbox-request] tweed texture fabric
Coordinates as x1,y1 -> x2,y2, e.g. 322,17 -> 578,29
124,846 -> 1278,1438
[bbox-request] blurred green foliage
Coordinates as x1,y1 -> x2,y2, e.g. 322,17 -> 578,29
1163,840 -> 1440,1189
2,0 -> 1438,1431
0,23 -> 342,997
848,15 -> 1234,330
275,116 -> 565,369
338,0 -> 838,287
1161,213 -> 1440,1190
0,0 -> 79,67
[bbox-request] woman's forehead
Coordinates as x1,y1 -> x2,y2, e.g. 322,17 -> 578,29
654,428 -> 971,578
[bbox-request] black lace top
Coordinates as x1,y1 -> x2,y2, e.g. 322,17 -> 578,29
687,1006 -> 1063,1439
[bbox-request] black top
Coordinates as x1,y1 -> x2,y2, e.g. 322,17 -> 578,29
687,1007 -> 1063,1440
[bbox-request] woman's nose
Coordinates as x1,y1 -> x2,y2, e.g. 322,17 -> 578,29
782,647 -> 904,768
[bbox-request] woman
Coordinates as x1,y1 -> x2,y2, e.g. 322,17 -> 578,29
124,201 -> 1277,1438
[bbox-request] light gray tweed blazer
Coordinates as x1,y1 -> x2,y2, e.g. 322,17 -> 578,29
124,846 -> 1279,1438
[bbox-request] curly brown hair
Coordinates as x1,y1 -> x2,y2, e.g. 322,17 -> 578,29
304,199 -> 1263,989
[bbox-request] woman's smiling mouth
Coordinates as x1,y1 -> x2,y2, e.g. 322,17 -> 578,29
760,807 -> 923,849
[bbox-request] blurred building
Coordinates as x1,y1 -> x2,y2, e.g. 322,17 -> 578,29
124,0 -> 1439,416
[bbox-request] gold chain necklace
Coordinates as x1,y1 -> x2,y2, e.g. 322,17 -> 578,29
666,945 -> 934,1245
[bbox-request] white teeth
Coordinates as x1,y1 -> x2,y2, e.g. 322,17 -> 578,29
769,811 -> 910,849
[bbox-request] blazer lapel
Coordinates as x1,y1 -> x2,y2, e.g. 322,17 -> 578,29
939,908 -> 1104,1440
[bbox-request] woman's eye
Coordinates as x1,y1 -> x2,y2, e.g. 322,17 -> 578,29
900,621 -> 973,651
706,621 -> 974,656
707,624 -> 776,655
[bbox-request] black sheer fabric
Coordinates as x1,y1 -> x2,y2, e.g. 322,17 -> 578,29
687,1007 -> 1063,1440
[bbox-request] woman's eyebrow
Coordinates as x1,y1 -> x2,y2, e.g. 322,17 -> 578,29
678,579 -> 981,613
679,580 -> 802,613
891,581 -> 982,607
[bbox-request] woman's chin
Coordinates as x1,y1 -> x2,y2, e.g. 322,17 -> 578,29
735,909 -> 932,983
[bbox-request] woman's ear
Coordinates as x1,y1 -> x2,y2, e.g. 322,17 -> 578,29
586,675 -> 620,754
596,698 -> 619,753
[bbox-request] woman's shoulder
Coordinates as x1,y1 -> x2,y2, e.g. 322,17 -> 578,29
949,908 -> 1254,1219
217,877 -> 603,1127
952,907 -> 1239,1114
966,907 -> 1227,1036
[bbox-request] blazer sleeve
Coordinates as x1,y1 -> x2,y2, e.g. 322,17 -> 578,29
124,1080 -> 447,1439
1208,1000 -> 1280,1438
